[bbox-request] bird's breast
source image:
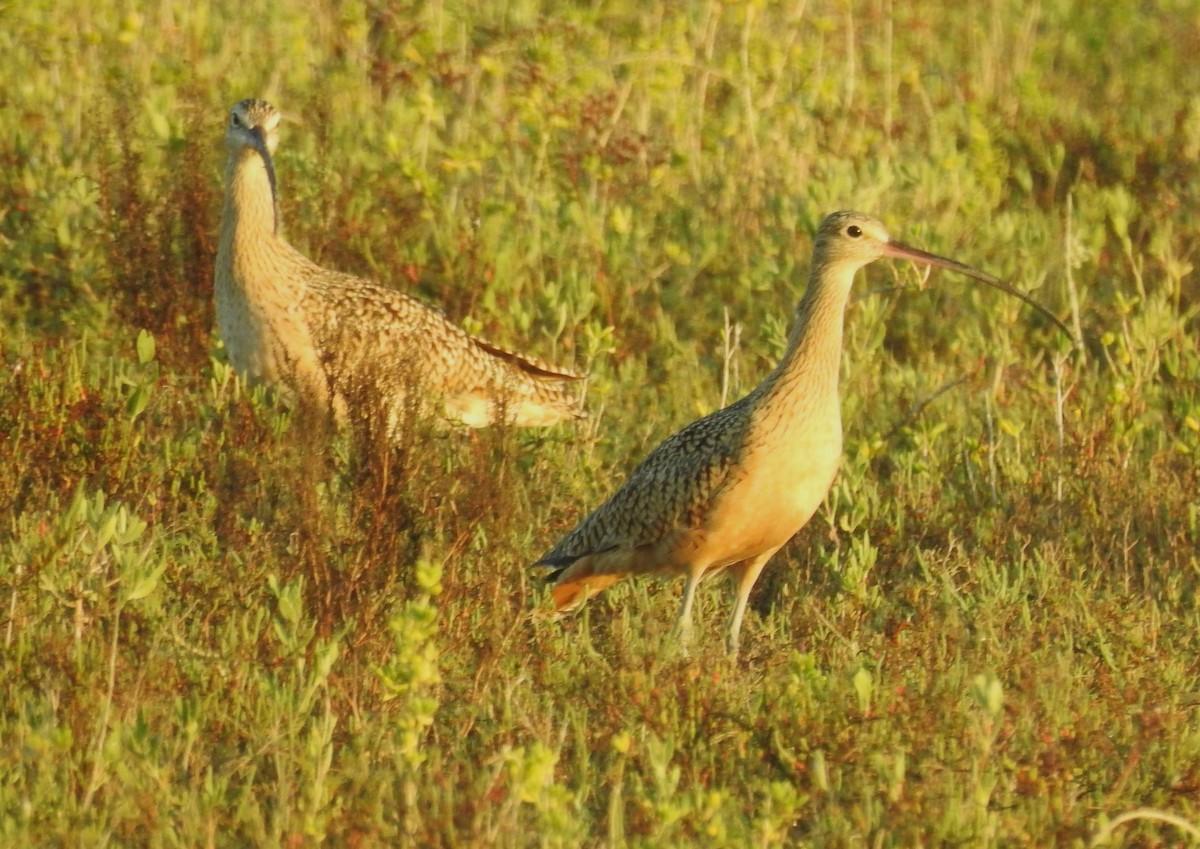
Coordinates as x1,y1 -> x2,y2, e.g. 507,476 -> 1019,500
215,238 -> 324,402
214,265 -> 272,381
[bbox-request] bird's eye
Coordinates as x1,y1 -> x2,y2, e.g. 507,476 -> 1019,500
846,225 -> 862,238
231,112 -> 241,127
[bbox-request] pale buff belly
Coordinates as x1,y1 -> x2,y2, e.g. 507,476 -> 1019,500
683,432 -> 842,575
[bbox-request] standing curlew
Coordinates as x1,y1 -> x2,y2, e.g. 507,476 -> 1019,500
536,210 -> 1070,657
214,98 -> 583,434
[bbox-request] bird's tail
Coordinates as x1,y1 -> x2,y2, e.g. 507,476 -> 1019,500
467,338 -> 586,426
538,552 -> 627,612
549,572 -> 626,611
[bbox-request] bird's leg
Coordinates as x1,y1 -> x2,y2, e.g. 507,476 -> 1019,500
675,567 -> 704,646
725,548 -> 779,658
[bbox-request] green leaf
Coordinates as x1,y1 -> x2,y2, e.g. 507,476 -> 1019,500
126,385 -> 149,420
124,560 -> 166,602
149,109 -> 171,140
853,666 -> 874,714
55,217 -> 72,249
136,329 -> 156,364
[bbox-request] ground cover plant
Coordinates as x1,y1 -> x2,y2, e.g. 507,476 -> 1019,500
2,0 -> 1199,845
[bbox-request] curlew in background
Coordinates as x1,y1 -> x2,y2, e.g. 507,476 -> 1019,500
214,98 -> 584,436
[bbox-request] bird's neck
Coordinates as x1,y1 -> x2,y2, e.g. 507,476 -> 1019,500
758,259 -> 855,414
218,147 -> 281,257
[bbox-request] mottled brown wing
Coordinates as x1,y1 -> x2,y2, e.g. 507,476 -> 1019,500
303,270 -> 581,421
537,398 -> 753,568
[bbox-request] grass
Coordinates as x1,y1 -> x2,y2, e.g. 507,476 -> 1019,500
2,0 -> 1200,845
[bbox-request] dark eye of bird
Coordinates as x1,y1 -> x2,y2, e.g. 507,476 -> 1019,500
847,225 -> 862,238
231,112 -> 241,127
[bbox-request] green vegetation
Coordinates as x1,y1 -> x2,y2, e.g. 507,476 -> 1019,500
3,0 -> 1199,845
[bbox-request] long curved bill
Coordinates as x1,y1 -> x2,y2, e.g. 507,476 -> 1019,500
883,240 -> 1074,343
249,126 -> 281,234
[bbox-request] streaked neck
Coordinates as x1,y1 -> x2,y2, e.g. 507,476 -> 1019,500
220,146 -> 280,250
762,257 -> 856,404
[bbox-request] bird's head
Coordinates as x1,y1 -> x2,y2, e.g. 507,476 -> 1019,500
226,99 -> 281,158
813,211 -> 896,272
814,210 -> 1072,339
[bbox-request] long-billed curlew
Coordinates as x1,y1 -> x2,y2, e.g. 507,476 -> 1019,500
214,98 -> 583,433
536,210 -> 1070,657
